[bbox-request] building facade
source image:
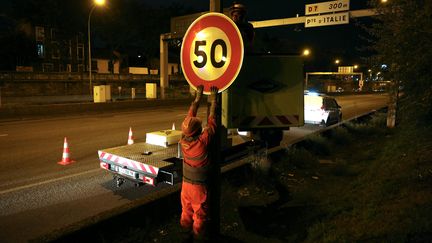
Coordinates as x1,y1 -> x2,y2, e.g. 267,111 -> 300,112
32,25 -> 86,73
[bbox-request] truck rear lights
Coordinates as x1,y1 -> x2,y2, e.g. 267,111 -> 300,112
143,176 -> 154,186
100,162 -> 110,170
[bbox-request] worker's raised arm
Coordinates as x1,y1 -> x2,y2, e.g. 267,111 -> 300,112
201,86 -> 218,142
188,85 -> 203,117
208,86 -> 218,119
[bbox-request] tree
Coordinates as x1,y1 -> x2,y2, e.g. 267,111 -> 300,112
368,0 -> 432,122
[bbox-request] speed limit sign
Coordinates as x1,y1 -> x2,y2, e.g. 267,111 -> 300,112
181,13 -> 244,94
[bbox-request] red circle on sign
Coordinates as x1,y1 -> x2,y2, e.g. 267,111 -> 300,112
181,13 -> 244,94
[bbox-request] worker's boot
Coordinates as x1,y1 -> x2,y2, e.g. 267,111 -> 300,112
180,227 -> 193,243
193,230 -> 210,243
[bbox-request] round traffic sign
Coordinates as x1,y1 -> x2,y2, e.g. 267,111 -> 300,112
181,12 -> 244,94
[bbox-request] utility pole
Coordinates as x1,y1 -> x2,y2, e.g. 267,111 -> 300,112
210,0 -> 222,13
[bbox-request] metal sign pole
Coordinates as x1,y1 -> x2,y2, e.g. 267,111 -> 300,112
208,1 -> 222,239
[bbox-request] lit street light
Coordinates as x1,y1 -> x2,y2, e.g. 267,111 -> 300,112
88,0 -> 105,95
335,59 -> 340,64
302,48 -> 311,56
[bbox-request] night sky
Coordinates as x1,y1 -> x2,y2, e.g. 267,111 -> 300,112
146,0 -> 374,71
0,0 -> 374,71
145,0 -> 370,19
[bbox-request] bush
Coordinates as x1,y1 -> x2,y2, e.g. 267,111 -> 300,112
345,112 -> 387,137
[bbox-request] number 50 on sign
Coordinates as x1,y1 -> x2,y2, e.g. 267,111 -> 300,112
181,13 -> 244,94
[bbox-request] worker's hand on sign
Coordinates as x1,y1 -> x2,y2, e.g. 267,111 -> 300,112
194,85 -> 204,103
210,86 -> 218,102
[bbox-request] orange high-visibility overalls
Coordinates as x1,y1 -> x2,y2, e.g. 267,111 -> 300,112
180,105 -> 216,237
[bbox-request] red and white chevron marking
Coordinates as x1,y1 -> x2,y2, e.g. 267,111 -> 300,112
98,151 -> 159,176
232,115 -> 299,127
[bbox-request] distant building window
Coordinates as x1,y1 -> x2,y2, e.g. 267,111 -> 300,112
68,40 -> 72,59
77,33 -> 84,44
37,44 -> 45,58
77,64 -> 84,72
92,60 -> 97,72
42,63 -> 53,72
51,28 -> 57,40
35,26 -> 45,42
51,41 -> 60,59
77,44 -> 84,60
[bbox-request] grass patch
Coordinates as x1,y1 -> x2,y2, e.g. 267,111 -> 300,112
299,114 -> 432,242
286,147 -> 319,169
297,135 -> 331,156
326,126 -> 353,145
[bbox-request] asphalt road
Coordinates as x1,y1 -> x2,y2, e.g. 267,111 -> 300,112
0,94 -> 388,243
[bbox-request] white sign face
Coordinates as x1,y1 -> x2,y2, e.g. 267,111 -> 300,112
305,12 -> 349,28
305,0 -> 350,15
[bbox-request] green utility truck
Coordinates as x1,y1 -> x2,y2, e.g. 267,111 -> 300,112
223,54 -> 304,147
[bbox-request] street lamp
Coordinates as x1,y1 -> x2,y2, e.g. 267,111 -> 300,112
335,59 -> 340,64
88,0 -> 105,95
302,48 -> 311,56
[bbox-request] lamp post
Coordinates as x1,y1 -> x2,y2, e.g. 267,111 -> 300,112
302,48 -> 311,57
88,0 -> 105,95
334,59 -> 341,72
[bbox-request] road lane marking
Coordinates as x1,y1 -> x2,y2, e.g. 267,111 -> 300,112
0,168 -> 101,195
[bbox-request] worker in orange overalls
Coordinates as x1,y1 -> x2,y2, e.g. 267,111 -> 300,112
180,85 -> 218,240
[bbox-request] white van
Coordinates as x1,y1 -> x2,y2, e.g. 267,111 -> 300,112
304,92 -> 342,126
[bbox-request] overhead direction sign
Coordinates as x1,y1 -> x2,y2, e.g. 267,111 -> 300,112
180,13 -> 244,94
305,12 -> 349,28
305,0 -> 350,15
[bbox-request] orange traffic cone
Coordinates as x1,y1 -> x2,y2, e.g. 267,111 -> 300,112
172,122 -> 176,131
58,137 -> 75,165
127,127 -> 134,145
